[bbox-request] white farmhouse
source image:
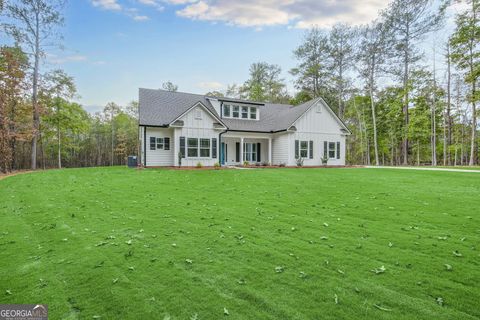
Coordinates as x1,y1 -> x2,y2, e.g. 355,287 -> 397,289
138,88 -> 350,167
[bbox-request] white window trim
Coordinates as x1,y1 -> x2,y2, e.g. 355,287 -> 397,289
299,140 -> 309,158
328,142 -> 336,159
186,137 -> 213,159
243,142 -> 258,162
222,104 -> 260,121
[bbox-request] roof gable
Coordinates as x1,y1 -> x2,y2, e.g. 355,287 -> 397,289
139,88 -> 349,133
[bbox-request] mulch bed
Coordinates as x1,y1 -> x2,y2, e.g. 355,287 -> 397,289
142,165 -> 362,170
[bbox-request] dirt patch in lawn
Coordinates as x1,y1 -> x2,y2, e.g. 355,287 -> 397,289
0,170 -> 33,181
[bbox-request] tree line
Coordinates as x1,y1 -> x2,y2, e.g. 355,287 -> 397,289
215,0 -> 478,166
1,0 -> 478,173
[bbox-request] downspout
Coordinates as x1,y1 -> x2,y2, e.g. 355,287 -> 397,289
143,126 -> 147,166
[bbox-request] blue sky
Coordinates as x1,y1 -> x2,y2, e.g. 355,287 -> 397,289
47,0 -> 395,112
5,0 -> 462,113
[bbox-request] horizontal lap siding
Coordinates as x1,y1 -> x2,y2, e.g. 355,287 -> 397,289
145,127 -> 174,166
272,134 -> 289,165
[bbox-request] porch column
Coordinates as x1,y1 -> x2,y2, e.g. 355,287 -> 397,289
268,138 -> 272,164
240,137 -> 244,163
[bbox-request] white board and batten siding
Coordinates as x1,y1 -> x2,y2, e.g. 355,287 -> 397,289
172,104 -> 223,167
290,101 -> 347,166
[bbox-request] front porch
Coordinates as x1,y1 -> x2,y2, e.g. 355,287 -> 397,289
220,133 -> 272,166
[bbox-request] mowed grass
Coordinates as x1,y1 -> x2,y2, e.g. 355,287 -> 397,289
0,168 -> 479,320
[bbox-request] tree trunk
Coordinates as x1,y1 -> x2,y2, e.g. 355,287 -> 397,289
370,86 -> 380,166
31,12 -> 40,170
446,44 -> 452,165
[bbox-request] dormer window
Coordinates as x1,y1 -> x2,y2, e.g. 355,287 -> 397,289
223,104 -> 231,117
250,107 -> 257,119
241,106 -> 248,119
222,104 -> 259,120
232,105 -> 239,118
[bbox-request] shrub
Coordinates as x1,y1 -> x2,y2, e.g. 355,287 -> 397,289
295,157 -> 304,167
321,155 -> 329,165
214,162 -> 221,170
279,163 -> 286,167
196,162 -> 203,168
178,152 -> 183,167
243,161 -> 249,167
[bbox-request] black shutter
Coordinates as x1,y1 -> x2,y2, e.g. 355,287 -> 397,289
257,143 -> 261,162
236,142 -> 240,162
324,141 -> 328,158
336,142 -> 340,159
164,137 -> 170,150
295,140 -> 299,158
150,137 -> 156,150
180,137 -> 185,158
212,138 -> 217,159
309,141 -> 313,159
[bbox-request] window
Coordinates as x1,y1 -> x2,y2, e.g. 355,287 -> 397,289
243,143 -> 257,162
195,108 -> 202,119
187,138 -> 198,157
232,105 -> 239,118
156,138 -> 164,149
223,104 -> 259,120
223,104 -> 231,117
329,142 -> 336,158
241,106 -> 248,119
200,138 -> 211,157
300,141 -> 308,158
250,107 -> 257,119
185,138 -> 214,158
150,137 -> 156,150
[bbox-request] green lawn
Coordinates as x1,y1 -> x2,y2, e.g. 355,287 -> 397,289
1,168 -> 479,319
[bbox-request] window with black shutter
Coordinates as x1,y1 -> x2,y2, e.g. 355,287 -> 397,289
180,137 -> 185,158
257,143 -> 261,162
324,141 -> 328,158
295,140 -> 299,158
309,141 -> 313,159
150,137 -> 156,150
336,142 -> 340,159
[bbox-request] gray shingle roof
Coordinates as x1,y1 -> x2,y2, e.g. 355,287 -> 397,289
139,88 -> 342,133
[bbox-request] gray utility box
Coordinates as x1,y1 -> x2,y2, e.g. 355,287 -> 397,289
127,156 -> 137,168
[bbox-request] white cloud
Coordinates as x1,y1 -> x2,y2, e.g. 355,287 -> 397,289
176,0 -> 390,28
48,54 -> 88,64
133,15 -> 150,21
198,81 -> 224,90
91,0 -> 122,11
137,0 -> 165,11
